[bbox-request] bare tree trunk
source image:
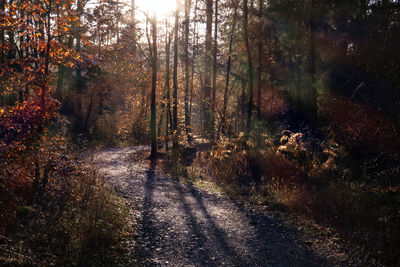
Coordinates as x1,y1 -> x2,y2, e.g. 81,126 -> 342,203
243,0 -> 254,132
0,0 -> 4,64
56,2 -> 64,101
256,0 -> 263,119
204,0 -> 213,140
17,8 -> 25,103
211,0 -> 218,140
308,0 -> 317,121
240,73 -> 246,131
158,102 -> 164,146
189,0 -> 199,127
74,0 -> 84,129
165,18 -> 173,150
150,12 -> 158,158
0,0 -> 5,106
221,3 -> 238,135
200,72 -> 205,138
40,0 -> 52,111
8,0 -> 16,104
172,0 -> 180,149
184,0 -> 192,142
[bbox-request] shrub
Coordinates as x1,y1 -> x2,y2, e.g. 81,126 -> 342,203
184,128 -> 400,265
0,102 -> 133,265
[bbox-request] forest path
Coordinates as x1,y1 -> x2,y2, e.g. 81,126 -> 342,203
93,147 -> 341,267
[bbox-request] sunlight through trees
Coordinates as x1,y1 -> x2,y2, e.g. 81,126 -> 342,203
1,0 -> 400,265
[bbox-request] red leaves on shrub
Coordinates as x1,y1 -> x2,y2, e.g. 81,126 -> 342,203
0,98 -> 57,156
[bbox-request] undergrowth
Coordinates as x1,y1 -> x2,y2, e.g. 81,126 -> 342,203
164,123 -> 400,266
0,140 -> 133,266
0,103 -> 134,266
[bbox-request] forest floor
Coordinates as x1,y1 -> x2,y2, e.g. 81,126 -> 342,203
93,146 -> 354,267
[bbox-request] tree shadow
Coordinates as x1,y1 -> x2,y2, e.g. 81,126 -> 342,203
228,196 -> 333,266
182,181 -> 334,266
174,181 -> 249,266
171,181 -> 215,264
138,158 -> 158,264
140,157 -> 237,265
140,158 -> 333,266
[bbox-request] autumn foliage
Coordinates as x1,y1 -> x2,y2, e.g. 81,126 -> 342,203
0,99 -> 56,154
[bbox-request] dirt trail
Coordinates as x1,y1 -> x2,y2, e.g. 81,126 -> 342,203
94,147 -> 344,267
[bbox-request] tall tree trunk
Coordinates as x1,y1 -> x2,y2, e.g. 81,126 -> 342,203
172,0 -> 180,149
243,0 -> 254,132
44,1 -> 52,76
40,0 -> 52,111
184,0 -> 191,141
150,12 -> 158,158
240,73 -> 246,131
158,102 -> 164,146
7,0 -> 15,63
0,0 -> 5,106
308,0 -> 317,121
221,3 -> 238,135
204,0 -> 213,140
165,18 -> 172,150
8,0 -> 16,104
0,0 -> 4,64
56,2 -> 64,101
18,8 -> 25,103
75,0 -> 84,128
256,0 -> 263,119
211,0 -> 218,140
190,0 -> 199,124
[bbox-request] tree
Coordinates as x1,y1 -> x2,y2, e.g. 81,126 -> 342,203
149,12 -> 158,158
256,0 -> 263,119
243,0 -> 254,132
221,0 -> 238,136
172,0 -> 180,149
0,0 -> 4,106
204,0 -> 213,140
190,0 -> 199,130
184,0 -> 192,141
164,18 -> 173,150
211,0 -> 218,139
307,0 -> 317,121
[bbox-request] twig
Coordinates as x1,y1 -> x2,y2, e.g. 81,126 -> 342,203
351,81 -> 365,98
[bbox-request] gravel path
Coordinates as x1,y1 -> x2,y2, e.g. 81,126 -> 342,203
94,147 -> 344,267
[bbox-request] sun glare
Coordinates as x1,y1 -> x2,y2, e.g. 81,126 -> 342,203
136,0 -> 177,18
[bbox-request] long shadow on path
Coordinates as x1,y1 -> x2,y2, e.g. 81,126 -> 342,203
139,159 -> 158,264
184,182 -> 333,266
172,181 -> 249,266
138,158 -> 334,266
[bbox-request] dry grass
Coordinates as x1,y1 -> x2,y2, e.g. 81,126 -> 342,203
0,137 -> 134,266
169,130 -> 400,265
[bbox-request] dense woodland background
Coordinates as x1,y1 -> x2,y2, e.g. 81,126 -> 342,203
1,0 -> 400,265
